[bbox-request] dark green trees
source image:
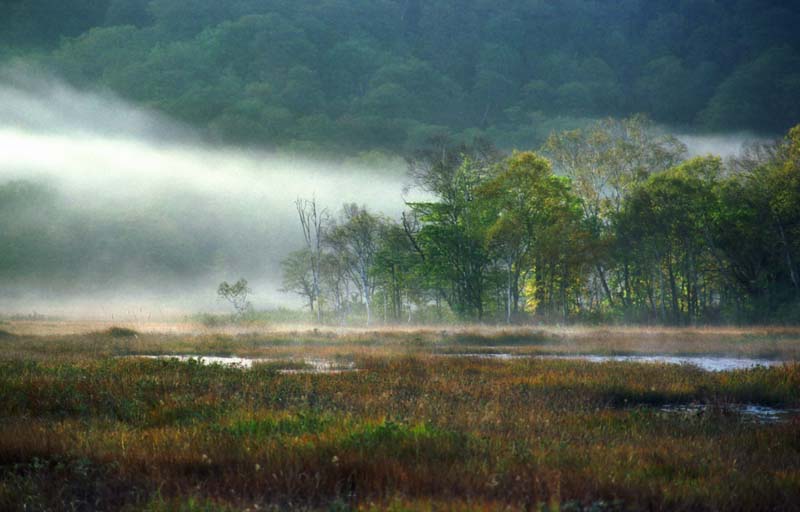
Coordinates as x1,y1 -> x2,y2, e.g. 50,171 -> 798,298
712,127 -> 800,319
403,143 -> 496,320
3,0 -> 799,152
618,157 -> 722,323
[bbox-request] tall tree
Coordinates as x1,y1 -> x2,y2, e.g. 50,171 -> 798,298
543,116 -> 687,315
325,204 -> 383,325
405,137 -> 501,319
479,151 -> 584,323
295,197 -> 327,322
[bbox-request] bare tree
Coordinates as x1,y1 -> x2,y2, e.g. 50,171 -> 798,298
327,204 -> 383,325
295,197 -> 327,323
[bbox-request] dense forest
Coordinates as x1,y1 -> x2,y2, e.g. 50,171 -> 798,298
282,118 -> 800,325
1,0 -> 799,153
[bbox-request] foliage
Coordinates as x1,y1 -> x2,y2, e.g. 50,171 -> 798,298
216,278 -> 252,317
281,122 -> 800,325
2,1 -> 799,152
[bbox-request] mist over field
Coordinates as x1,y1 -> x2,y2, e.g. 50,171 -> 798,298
0,70 -> 413,317
0,67 -> 782,319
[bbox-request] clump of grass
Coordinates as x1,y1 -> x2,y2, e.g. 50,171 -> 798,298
104,326 -> 139,338
226,412 -> 332,439
450,329 -> 552,346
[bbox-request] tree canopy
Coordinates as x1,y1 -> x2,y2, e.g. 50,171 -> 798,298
2,0 -> 799,154
283,121 -> 800,325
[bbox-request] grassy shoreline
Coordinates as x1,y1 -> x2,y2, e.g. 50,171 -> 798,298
3,321 -> 800,361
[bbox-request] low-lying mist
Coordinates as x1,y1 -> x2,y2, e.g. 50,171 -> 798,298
678,133 -> 773,160
0,69 -> 411,318
0,67 -> 773,321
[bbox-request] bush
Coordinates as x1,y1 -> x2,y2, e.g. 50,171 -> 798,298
105,327 -> 139,338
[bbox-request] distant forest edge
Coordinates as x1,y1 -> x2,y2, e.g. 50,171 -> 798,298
276,119 -> 800,326
2,0 -> 800,153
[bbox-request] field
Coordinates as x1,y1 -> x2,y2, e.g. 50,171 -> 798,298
1,321 -> 799,511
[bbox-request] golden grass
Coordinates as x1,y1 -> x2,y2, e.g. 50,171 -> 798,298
0,323 -> 799,510
3,320 -> 800,361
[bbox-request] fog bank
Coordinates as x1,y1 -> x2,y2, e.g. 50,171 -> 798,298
678,133 -> 773,160
0,70 -> 411,318
0,70 -> 774,320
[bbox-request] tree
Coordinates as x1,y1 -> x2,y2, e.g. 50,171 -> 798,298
714,124 -> 800,319
404,137 -> 501,319
217,278 -> 252,317
280,249 -> 316,314
618,157 -> 721,324
295,197 -> 327,322
479,151 -> 585,323
325,204 -> 383,325
543,116 -> 687,315
373,220 -> 425,323
701,47 -> 800,133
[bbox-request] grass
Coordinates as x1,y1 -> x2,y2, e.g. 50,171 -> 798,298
0,322 -> 799,510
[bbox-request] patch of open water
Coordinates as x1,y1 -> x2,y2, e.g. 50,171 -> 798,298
129,355 -> 357,373
445,353 -> 788,372
659,403 -> 800,424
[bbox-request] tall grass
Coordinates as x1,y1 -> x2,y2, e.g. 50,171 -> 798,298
0,326 -> 799,510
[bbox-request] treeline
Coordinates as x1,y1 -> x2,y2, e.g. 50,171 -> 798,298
2,0 -> 799,153
283,118 -> 800,325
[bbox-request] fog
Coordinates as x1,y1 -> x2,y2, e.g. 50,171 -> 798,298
678,133 -> 773,160
0,69 -> 773,320
0,69 -> 412,318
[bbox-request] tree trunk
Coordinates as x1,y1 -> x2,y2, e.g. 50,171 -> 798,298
777,222 -> 799,291
667,250 -> 680,324
595,263 -> 614,307
506,262 -> 513,324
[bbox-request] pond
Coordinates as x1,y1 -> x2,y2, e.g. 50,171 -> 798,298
659,403 -> 800,424
128,355 -> 357,373
445,353 -> 788,372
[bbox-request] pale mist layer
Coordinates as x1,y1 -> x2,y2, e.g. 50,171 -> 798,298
678,133 -> 773,160
0,69 -> 769,320
0,69 -> 413,319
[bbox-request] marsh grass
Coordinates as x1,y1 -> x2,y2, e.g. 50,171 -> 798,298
0,324 -> 799,510
105,326 -> 140,338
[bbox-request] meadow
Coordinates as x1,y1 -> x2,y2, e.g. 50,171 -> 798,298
0,322 -> 799,511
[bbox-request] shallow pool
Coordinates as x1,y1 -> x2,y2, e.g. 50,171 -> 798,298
128,355 -> 356,373
445,353 -> 788,372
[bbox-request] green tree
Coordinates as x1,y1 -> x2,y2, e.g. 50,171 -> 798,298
404,138 -> 501,319
618,157 -> 721,323
479,151 -> 584,322
217,278 -> 253,317
543,116 -> 687,314
280,249 -> 316,314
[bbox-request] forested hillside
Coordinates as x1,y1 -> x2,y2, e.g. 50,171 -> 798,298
2,0 -> 799,153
